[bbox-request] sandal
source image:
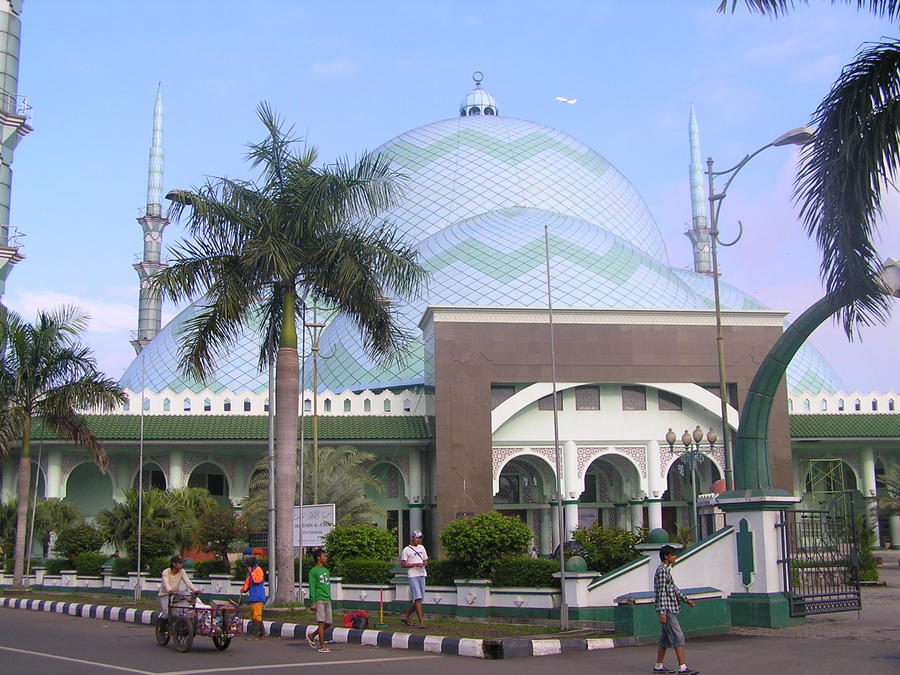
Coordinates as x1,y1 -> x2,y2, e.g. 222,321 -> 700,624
318,647 -> 332,654
400,618 -> 412,627
417,625 -> 427,629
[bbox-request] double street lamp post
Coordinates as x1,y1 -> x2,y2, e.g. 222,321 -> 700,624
666,425 -> 716,537
706,126 -> 815,491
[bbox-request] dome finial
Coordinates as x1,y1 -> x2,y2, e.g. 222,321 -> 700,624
460,71 -> 498,117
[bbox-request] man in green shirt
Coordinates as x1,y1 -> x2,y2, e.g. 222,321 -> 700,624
306,548 -> 333,653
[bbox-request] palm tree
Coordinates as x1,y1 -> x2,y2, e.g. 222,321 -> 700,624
245,443 -> 386,532
152,103 -> 427,601
33,498 -> 83,558
718,1 -> 899,488
0,307 -> 125,586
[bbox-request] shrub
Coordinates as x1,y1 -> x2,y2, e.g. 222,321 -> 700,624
440,511 -> 531,577
148,555 -> 172,578
194,559 -> 231,579
338,558 -> 393,584
197,508 -> 248,561
491,556 -> 561,588
45,558 -> 73,575
124,523 -> 177,562
855,515 -> 879,582
299,556 -> 314,583
424,559 -> 472,585
324,523 -> 395,572
112,557 -> 134,577
74,552 -> 107,576
53,523 -> 104,560
571,524 -> 641,574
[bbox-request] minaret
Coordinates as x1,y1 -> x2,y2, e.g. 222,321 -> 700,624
685,105 -> 713,275
0,0 -> 32,308
130,84 -> 169,354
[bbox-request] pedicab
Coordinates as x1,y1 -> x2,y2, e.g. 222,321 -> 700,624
155,591 -> 244,652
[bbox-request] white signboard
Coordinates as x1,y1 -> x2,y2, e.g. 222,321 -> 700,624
293,503 -> 336,548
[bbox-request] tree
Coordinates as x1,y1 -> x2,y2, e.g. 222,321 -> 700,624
52,523 -> 104,560
0,307 -> 125,586
440,511 -> 532,578
33,498 -> 83,558
197,507 -> 248,561
244,443 -> 386,532
152,103 -> 426,601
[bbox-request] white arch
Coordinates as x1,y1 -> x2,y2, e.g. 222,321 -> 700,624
492,450 -> 557,495
491,381 -> 740,434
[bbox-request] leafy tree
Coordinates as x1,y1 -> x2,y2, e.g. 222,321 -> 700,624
439,511 -> 532,578
197,507 -> 248,561
244,444 -> 386,533
34,498 -> 83,558
571,524 -> 642,574
152,103 -> 427,601
324,522 -> 395,574
0,306 -> 125,586
0,498 -> 18,558
125,523 -> 177,564
52,523 -> 104,560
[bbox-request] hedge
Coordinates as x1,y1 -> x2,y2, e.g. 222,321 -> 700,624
193,559 -> 231,579
424,559 -> 474,585
148,555 -> 171,578
74,552 -> 107,576
491,556 -> 561,588
45,558 -> 74,575
337,558 -> 393,585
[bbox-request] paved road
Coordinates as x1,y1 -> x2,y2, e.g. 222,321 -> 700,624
1,552 -> 898,674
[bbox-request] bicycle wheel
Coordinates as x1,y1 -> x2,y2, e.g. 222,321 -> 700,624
172,616 -> 194,653
154,618 -> 169,646
212,636 -> 232,651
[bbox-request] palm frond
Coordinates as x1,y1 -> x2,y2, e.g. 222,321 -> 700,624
794,39 -> 900,334
719,0 -> 900,22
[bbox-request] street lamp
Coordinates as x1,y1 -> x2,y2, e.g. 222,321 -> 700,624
706,126 -> 815,491
666,425 -> 717,537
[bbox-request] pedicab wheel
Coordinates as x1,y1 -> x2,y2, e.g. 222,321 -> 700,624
212,636 -> 232,651
172,616 -> 194,653
154,618 -> 170,646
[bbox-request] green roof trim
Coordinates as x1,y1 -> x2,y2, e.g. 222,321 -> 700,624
32,415 -> 432,442
789,414 -> 900,439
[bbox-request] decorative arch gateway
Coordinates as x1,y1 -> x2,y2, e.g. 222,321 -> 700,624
492,447 -> 557,495
370,460 -> 407,501
659,443 -> 726,482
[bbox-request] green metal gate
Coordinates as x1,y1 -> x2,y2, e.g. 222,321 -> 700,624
778,491 -> 861,617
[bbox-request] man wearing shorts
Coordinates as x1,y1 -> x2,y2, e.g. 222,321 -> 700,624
653,544 -> 697,674
306,548 -> 333,653
400,529 -> 428,629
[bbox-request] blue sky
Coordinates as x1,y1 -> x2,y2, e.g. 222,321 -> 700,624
7,1 -> 899,393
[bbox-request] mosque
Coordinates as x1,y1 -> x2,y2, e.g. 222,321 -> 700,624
0,0 -> 897,555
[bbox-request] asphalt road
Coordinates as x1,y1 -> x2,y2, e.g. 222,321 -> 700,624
0,606 -> 898,675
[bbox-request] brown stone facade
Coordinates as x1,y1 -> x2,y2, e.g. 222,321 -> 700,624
422,307 -> 792,540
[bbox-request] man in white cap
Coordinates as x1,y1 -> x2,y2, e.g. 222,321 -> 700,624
399,529 -> 428,629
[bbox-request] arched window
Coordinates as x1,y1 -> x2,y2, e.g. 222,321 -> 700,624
163,398 -> 171,412
123,398 -> 130,412
854,399 -> 861,411
364,398 -> 371,412
788,399 -> 793,412
384,399 -> 391,413
243,398 -> 251,412
803,398 -> 810,411
183,398 -> 191,412
304,398 -> 312,413
323,399 -> 331,412
820,399 -> 827,411
143,397 -> 150,411
224,398 -> 231,412
203,398 -> 211,412
264,399 -> 269,412
889,399 -> 895,411
403,398 -> 411,412
838,398 -> 845,411
344,398 -> 351,413
872,399 -> 878,411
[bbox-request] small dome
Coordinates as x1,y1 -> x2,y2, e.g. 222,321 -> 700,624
459,71 -> 498,117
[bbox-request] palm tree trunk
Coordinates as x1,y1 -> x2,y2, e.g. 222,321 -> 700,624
13,416 -> 32,587
274,290 -> 299,603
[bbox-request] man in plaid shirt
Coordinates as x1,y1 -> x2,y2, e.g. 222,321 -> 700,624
653,545 -> 697,674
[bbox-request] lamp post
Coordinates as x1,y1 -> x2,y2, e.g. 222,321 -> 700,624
706,126 -> 815,491
666,425 -> 716,537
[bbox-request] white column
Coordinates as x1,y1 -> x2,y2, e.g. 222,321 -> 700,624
407,450 -> 422,504
550,503 -> 560,550
45,450 -> 62,499
169,449 -> 184,490
889,515 -> 900,550
540,507 -> 552,554
408,504 -> 423,535
860,447 -> 881,546
629,500 -> 644,531
563,501 -> 579,539
646,440 -> 662,499
648,500 -> 663,531
614,503 -> 627,529
563,440 -> 579,500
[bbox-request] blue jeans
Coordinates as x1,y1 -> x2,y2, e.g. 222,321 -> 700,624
658,612 -> 685,649
408,576 -> 425,601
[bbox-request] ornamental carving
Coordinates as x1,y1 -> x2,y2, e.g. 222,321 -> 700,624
576,447 -> 608,479
613,447 -> 647,478
395,455 -> 410,489
182,454 -> 205,478
491,447 -> 558,481
149,455 -> 170,477
386,465 -> 399,499
60,454 -> 85,484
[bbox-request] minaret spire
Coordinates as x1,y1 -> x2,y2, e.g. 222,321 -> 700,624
685,105 -> 713,275
131,84 -> 170,354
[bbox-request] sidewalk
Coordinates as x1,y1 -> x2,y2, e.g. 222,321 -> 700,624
730,549 -> 900,642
